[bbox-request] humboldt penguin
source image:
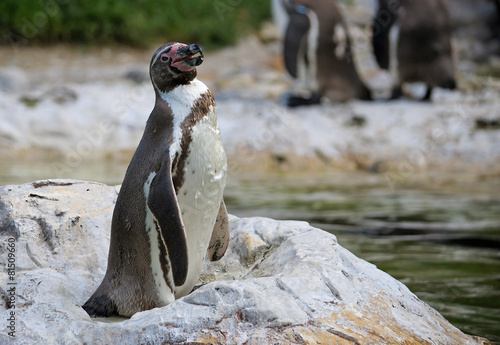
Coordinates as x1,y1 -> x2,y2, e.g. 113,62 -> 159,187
372,0 -> 457,101
83,43 -> 229,317
273,0 -> 372,106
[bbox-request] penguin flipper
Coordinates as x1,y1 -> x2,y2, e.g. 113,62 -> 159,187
372,0 -> 398,70
207,199 -> 230,262
284,8 -> 310,78
148,154 -> 189,286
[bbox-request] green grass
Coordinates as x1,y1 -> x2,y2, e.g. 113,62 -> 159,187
0,0 -> 271,48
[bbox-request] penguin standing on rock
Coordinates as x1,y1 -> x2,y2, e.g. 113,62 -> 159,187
83,42 -> 229,317
372,0 -> 457,101
273,0 -> 372,106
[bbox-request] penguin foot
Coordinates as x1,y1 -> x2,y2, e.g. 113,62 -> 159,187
82,294 -> 118,317
285,93 -> 322,107
388,85 -> 402,100
358,85 -> 373,101
421,86 -> 433,102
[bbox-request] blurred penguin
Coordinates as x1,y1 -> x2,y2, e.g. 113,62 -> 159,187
273,0 -> 372,107
372,0 -> 457,101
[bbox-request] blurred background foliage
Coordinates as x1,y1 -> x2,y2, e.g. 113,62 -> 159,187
0,0 -> 271,49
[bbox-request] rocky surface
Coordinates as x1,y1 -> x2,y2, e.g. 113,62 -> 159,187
0,180 -> 493,344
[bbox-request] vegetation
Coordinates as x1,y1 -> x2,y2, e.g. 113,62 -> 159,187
0,0 -> 271,49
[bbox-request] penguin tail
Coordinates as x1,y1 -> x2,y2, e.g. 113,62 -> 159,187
82,294 -> 118,317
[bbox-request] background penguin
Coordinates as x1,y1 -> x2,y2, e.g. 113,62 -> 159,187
273,0 -> 372,106
372,0 -> 457,101
83,42 -> 229,317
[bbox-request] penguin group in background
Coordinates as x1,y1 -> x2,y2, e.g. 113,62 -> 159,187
273,0 -> 372,106
83,42 -> 229,317
372,0 -> 457,101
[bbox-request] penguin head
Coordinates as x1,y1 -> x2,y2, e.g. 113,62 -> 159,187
150,42 -> 204,93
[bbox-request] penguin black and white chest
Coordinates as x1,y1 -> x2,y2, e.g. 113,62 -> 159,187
273,0 -> 372,106
372,0 -> 457,101
83,43 -> 229,317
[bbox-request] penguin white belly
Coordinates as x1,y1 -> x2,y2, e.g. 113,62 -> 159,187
174,109 -> 227,298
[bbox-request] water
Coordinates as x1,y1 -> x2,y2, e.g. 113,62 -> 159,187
1,162 -> 499,343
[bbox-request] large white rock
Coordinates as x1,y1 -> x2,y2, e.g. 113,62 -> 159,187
0,180 -> 493,344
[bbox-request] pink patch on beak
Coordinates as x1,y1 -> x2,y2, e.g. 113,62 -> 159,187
169,44 -> 197,72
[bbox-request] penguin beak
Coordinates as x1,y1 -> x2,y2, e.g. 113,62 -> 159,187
171,44 -> 204,71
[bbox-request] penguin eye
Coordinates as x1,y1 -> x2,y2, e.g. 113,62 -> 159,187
160,55 -> 169,63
